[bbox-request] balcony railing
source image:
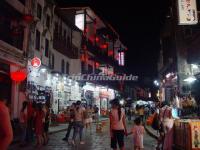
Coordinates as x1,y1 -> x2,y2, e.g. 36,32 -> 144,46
53,33 -> 79,59
84,39 -> 118,66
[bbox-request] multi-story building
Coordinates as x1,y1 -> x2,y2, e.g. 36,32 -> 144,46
158,0 -> 200,102
61,6 -> 127,113
0,0 -> 127,117
26,0 -> 83,114
0,0 -> 30,119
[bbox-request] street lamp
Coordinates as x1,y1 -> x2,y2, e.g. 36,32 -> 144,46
154,80 -> 159,86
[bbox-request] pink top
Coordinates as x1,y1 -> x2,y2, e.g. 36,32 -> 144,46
132,125 -> 144,148
0,101 -> 13,150
110,108 -> 125,130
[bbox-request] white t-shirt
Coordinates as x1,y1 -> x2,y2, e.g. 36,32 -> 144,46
110,108 -> 125,130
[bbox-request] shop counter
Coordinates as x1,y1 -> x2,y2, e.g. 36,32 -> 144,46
174,119 -> 200,150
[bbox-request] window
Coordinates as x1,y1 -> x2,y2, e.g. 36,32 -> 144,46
18,0 -> 25,5
45,39 -> 49,57
37,3 -> 42,19
61,59 -> 65,73
35,30 -> 40,50
66,62 -> 69,74
51,54 -> 54,69
88,64 -> 93,74
46,15 -> 50,28
67,36 -> 71,49
63,30 -> 66,45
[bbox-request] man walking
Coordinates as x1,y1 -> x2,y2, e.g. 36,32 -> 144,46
62,103 -> 76,143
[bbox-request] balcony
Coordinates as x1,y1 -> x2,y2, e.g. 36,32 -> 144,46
84,39 -> 118,66
53,33 -> 79,59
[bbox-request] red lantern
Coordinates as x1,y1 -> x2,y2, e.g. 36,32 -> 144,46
10,70 -> 27,82
95,62 -> 100,68
108,50 -> 113,56
95,37 -> 99,42
23,14 -> 34,24
100,44 -> 107,49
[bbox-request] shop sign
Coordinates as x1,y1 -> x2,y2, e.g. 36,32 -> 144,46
31,57 -> 41,68
177,0 -> 198,25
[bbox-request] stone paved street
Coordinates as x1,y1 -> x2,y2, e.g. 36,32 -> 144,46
9,122 -> 156,150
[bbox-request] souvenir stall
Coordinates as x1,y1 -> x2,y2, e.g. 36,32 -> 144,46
173,95 -> 199,149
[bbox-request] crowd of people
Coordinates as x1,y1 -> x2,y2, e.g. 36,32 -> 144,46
18,101 -> 50,147
0,87 -> 176,150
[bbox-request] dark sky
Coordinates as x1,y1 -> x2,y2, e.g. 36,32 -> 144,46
57,0 -> 168,80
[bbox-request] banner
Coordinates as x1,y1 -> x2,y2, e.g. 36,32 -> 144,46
177,0 -> 198,25
190,121 -> 200,149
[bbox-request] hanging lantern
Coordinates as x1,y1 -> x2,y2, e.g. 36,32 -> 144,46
10,70 -> 27,82
108,50 -> 113,56
95,37 -> 99,42
95,62 -> 100,68
100,44 -> 107,49
23,14 -> 34,24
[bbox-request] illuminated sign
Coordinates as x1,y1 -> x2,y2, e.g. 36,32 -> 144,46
75,14 -> 85,31
118,51 -> 125,66
31,57 -> 41,68
177,0 -> 198,25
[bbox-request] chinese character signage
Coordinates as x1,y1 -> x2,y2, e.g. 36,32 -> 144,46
178,0 -> 198,25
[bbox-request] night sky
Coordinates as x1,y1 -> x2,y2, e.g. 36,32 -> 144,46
57,0 -> 169,82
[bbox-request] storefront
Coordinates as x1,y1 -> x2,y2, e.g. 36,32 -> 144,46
27,59 -> 81,114
82,82 -> 116,115
0,54 -> 26,120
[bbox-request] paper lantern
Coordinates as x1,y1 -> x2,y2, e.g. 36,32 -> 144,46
10,71 -> 27,82
23,14 -> 34,24
108,50 -> 113,56
95,37 -> 99,42
100,44 -> 107,49
95,62 -> 100,68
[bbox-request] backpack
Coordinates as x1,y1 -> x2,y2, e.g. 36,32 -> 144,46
151,113 -> 160,130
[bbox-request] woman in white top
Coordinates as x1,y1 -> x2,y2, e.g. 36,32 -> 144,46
110,99 -> 127,150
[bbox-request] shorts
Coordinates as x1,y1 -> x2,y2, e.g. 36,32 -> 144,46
111,130 -> 124,149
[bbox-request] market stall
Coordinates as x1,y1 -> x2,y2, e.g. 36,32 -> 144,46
174,119 -> 200,150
